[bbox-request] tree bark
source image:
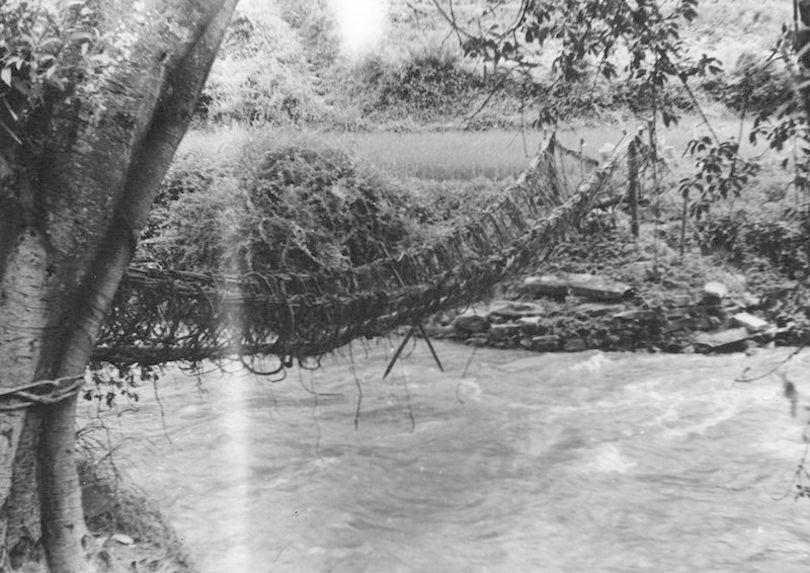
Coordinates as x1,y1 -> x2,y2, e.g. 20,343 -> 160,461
797,0 -> 810,69
0,1 -> 237,571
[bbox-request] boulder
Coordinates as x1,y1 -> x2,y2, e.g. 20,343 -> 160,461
563,337 -> 588,352
564,273 -> 633,301
734,292 -> 761,310
574,303 -> 617,317
520,335 -> 560,352
613,309 -> 656,322
488,300 -> 546,318
518,316 -> 546,336
465,334 -> 490,347
521,273 -> 632,301
732,312 -> 769,333
661,317 -> 689,333
668,294 -> 693,308
453,312 -> 490,335
693,327 -> 750,351
520,275 -> 569,298
703,281 -> 729,301
489,322 -> 522,341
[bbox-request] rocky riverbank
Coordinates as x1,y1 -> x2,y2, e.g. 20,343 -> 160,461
425,228 -> 807,355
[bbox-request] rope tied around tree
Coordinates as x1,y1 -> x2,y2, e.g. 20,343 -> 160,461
0,375 -> 85,411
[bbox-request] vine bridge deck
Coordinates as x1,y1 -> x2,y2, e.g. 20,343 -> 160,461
93,130 -> 644,369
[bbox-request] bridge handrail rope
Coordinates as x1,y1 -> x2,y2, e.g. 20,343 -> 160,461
93,128 -> 644,368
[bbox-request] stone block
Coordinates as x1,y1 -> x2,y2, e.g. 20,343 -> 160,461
521,335 -> 560,352
613,309 -> 656,322
489,300 -> 546,318
565,273 -> 634,301
574,303 -> 618,317
465,334 -> 490,347
563,337 -> 587,352
520,275 -> 569,298
668,294 -> 693,307
453,313 -> 491,335
703,281 -> 729,301
693,327 -> 750,350
489,322 -> 522,341
518,316 -> 545,336
732,312 -> 769,333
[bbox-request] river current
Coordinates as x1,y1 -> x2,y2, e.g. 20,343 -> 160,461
93,342 -> 810,572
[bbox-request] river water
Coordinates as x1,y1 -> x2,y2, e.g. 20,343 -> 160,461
92,342 -> 810,573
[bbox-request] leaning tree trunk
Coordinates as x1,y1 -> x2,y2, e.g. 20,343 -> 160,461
0,1 -> 237,571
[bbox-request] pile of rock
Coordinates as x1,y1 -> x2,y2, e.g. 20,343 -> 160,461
427,273 -> 781,354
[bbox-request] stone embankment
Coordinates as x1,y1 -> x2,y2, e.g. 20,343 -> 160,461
426,273 -> 787,354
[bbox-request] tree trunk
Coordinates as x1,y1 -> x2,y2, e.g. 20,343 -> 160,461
0,1 -> 237,571
797,0 -> 810,68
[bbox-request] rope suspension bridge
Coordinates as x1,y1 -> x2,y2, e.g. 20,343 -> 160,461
92,128 -> 649,370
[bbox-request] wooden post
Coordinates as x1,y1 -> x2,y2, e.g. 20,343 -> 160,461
627,137 -> 640,238
679,189 -> 689,260
647,119 -> 660,220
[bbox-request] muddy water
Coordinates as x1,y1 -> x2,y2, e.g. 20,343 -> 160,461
94,342 -> 810,572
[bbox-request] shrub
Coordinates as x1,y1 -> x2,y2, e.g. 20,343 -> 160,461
140,140 -> 426,274
196,6 -> 328,126
703,52 -> 792,113
246,145 -> 414,271
351,45 -> 494,120
140,173 -> 252,272
697,213 -> 810,279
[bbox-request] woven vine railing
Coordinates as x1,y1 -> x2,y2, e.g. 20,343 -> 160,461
93,129 -> 643,368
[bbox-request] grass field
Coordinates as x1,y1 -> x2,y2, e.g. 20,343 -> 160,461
181,110 -> 781,183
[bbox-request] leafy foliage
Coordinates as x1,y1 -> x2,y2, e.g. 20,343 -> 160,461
281,0 -> 341,68
678,137 -> 760,220
196,5 -> 330,125
84,364 -> 161,408
697,214 -> 810,280
247,145 -> 413,271
0,0 -> 106,145
704,51 -> 793,113
348,44 -> 519,124
438,0 -> 717,126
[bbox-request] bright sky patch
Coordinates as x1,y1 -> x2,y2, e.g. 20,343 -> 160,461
329,0 -> 388,58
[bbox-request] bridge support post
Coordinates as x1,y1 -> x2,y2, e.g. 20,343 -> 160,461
627,138 -> 640,238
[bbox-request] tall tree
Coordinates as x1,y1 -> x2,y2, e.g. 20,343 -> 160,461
0,1 -> 238,571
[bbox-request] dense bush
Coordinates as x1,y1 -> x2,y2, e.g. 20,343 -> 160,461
702,52 -> 792,113
246,145 -> 415,271
350,46 -> 506,121
697,213 -> 810,279
139,141 -> 425,274
140,171 -> 249,272
195,6 -> 329,126
281,0 -> 342,69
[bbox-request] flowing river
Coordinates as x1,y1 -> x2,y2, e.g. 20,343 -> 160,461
93,342 -> 810,572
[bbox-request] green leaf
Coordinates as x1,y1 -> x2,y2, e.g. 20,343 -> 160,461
0,67 -> 12,87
